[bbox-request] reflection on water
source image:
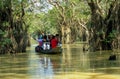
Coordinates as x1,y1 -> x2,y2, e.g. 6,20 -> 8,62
29,55 -> 54,79
0,43 -> 120,79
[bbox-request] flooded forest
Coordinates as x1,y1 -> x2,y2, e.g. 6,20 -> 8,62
0,0 -> 120,79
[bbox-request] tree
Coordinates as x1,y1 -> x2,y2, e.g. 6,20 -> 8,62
0,0 -> 30,54
87,0 -> 120,51
48,0 -> 90,44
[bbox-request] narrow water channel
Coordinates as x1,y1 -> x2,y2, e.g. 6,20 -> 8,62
0,41 -> 120,79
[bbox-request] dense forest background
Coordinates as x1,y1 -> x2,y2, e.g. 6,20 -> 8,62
0,0 -> 120,54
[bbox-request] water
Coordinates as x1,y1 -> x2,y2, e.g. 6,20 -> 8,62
0,42 -> 120,79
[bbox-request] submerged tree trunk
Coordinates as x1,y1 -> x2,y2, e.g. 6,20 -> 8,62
0,0 -> 29,54
61,25 -> 71,44
87,1 -> 120,51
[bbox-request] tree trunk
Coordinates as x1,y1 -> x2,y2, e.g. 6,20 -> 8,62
0,0 -> 29,54
88,1 -> 120,51
61,26 -> 71,44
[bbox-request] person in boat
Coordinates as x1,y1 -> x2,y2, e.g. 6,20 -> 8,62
36,31 -> 45,46
42,34 -> 47,42
55,34 -> 62,46
35,35 -> 43,52
48,34 -> 53,47
42,34 -> 51,50
37,35 -> 43,47
51,35 -> 58,48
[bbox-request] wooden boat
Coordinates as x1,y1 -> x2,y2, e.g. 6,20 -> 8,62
35,45 -> 62,54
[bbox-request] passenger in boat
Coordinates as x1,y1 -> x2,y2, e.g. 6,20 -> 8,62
42,34 -> 52,50
51,35 -> 58,48
48,34 -> 53,47
37,36 -> 43,47
42,35 -> 47,50
43,34 -> 47,42
55,34 -> 61,46
35,36 -> 43,51
36,31 -> 45,46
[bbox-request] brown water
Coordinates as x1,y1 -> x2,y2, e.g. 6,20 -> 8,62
0,42 -> 120,79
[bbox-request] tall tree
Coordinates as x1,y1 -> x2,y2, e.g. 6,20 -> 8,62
0,0 -> 30,54
48,0 -> 89,43
87,0 -> 120,51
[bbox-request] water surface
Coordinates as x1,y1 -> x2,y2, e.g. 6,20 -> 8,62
0,43 -> 120,79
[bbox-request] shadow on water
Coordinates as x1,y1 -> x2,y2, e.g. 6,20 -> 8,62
0,40 -> 120,79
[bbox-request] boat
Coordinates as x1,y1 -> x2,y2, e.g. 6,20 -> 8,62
35,45 -> 62,54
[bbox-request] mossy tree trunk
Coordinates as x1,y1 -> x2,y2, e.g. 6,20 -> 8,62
87,0 -> 120,51
0,0 -> 29,54
12,1 -> 29,52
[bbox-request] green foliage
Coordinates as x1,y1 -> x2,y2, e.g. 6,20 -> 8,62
103,38 -> 111,43
0,1 -> 3,9
0,30 -> 11,48
0,29 -> 5,36
1,38 -> 11,46
26,9 -> 58,35
108,30 -> 117,39
103,30 -> 118,43
24,0 -> 91,36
